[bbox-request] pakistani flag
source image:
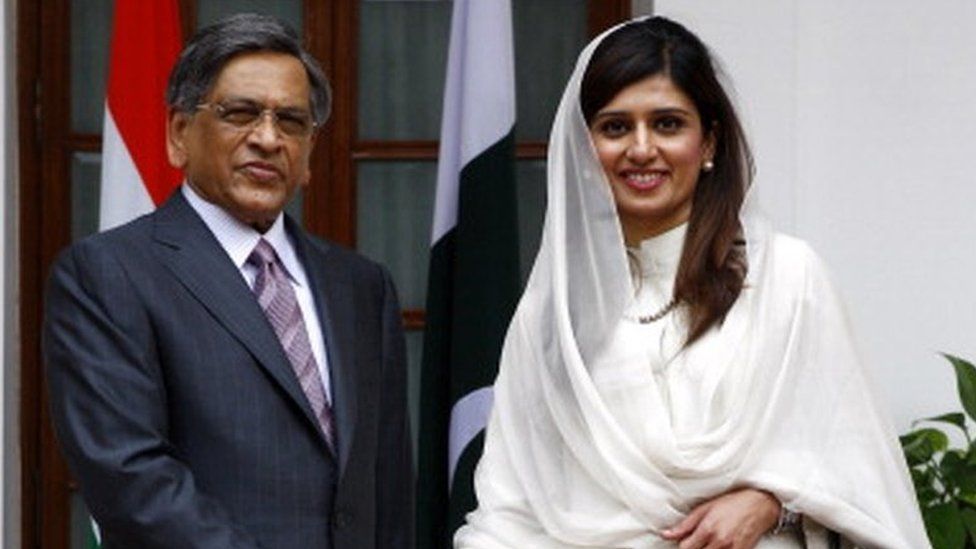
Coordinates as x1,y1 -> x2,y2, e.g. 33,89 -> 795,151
416,0 -> 520,547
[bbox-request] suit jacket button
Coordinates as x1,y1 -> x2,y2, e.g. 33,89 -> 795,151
333,510 -> 352,529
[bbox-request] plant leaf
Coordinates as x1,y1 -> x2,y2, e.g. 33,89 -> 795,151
902,430 -> 923,446
919,485 -> 942,506
925,503 -> 967,549
961,493 -> 976,510
940,451 -> 976,495
924,429 -> 951,453
961,508 -> 976,545
904,441 -> 933,466
961,465 -> 976,494
912,468 -> 941,507
920,412 -> 970,437
943,451 -> 965,489
903,428 -> 949,465
944,353 -> 976,424
912,467 -> 935,486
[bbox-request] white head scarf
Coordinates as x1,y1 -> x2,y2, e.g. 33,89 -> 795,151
456,17 -> 929,549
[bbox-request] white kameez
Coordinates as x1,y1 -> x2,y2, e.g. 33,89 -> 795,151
456,18 -> 929,549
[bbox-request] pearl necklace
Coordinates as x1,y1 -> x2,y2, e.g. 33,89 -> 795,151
626,297 -> 678,324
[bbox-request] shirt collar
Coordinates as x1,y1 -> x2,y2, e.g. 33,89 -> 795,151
182,184 -> 307,286
629,222 -> 688,279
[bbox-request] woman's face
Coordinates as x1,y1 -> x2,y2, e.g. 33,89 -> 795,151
589,74 -> 714,245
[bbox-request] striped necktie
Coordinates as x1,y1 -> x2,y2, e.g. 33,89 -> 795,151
248,238 -> 337,454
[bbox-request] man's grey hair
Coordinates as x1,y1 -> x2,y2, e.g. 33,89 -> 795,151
165,13 -> 331,125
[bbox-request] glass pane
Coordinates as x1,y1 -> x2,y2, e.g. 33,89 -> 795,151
70,491 -> 98,549
72,153 -> 102,241
197,0 -> 302,30
356,161 -> 545,296
71,0 -> 113,133
355,161 -> 436,310
516,160 -> 547,283
513,0 -> 587,140
357,0 -> 587,141
405,330 -> 423,463
358,1 -> 452,140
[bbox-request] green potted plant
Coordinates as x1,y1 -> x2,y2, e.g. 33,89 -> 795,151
901,353 -> 976,548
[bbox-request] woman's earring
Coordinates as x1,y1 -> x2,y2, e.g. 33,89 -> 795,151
702,159 -> 715,172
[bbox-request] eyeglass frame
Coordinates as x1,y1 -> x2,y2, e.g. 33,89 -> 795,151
194,100 -> 318,139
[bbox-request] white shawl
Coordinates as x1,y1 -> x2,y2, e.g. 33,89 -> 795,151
455,20 -> 930,549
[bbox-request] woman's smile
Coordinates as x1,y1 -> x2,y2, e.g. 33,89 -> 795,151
619,168 -> 668,191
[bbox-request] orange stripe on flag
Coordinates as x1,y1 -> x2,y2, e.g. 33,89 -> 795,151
105,0 -> 183,207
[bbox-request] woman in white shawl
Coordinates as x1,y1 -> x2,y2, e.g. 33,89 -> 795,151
455,17 -> 929,549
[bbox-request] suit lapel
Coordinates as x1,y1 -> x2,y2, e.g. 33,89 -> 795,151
151,193 -> 330,451
289,220 -> 358,477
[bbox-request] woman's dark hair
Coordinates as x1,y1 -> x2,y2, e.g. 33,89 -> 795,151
581,16 -> 753,345
166,13 -> 331,125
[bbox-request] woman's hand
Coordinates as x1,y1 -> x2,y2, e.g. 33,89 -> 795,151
660,488 -> 781,549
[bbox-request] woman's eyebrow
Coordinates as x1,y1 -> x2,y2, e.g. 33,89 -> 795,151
593,106 -> 694,119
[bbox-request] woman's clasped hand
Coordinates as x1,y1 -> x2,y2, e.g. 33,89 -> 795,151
661,489 -> 780,549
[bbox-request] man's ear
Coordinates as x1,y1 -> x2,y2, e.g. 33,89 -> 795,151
166,108 -> 191,169
300,131 -> 318,187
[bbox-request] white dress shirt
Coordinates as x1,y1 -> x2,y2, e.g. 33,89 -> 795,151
182,184 -> 332,403
601,223 -> 689,436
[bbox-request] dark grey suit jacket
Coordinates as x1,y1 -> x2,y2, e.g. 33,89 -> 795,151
43,191 -> 414,549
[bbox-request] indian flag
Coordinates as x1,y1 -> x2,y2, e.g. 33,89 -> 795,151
416,0 -> 520,546
90,1 -> 181,546
99,0 -> 182,231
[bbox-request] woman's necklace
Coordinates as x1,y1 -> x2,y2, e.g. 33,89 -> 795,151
627,296 -> 678,324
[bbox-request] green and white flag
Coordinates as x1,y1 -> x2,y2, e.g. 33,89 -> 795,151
417,0 -> 520,546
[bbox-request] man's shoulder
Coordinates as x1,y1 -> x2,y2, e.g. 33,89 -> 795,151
56,212 -> 156,266
96,211 -> 156,241
44,212 -> 163,307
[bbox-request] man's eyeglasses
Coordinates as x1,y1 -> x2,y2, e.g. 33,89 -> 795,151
196,100 -> 316,138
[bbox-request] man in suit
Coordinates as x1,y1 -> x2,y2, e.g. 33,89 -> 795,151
43,14 -> 413,548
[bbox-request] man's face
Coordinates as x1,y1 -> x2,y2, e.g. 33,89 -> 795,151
166,51 -> 316,231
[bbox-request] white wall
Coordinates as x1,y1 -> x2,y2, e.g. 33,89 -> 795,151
651,0 -> 976,430
2,0 -> 19,546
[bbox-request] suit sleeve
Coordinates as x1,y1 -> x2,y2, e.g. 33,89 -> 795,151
374,267 -> 416,548
42,242 -> 263,549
